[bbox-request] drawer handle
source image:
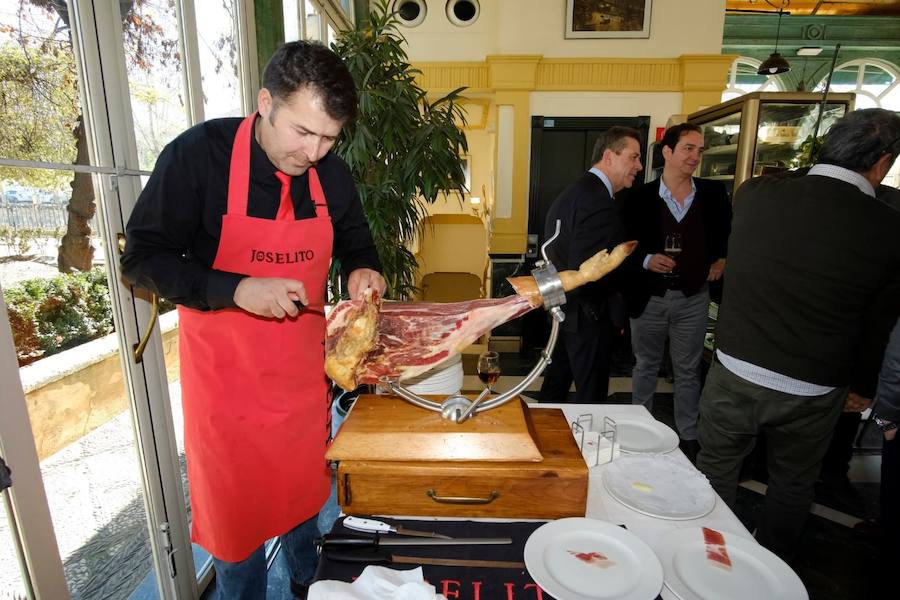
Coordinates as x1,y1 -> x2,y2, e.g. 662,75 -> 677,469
426,489 -> 499,505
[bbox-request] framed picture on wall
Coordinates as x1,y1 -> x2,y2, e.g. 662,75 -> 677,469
565,0 -> 652,39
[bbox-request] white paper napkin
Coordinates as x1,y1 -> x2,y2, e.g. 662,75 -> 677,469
308,565 -> 448,600
579,430 -> 621,467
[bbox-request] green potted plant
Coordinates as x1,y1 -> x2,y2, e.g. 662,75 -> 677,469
331,0 -> 469,300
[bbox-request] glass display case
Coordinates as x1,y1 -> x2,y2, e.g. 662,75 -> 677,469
688,92 -> 856,198
686,92 -> 856,357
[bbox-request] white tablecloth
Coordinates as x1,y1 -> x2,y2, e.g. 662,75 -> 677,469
548,403 -> 753,552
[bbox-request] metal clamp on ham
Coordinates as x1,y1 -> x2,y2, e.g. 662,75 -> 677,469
324,221 -> 637,422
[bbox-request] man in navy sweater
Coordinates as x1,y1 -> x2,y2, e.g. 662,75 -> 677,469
621,123 -> 732,462
697,108 -> 900,562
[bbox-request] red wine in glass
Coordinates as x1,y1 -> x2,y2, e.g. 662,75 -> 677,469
477,351 -> 501,392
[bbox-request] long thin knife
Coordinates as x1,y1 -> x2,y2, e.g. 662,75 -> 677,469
318,533 -> 512,549
327,550 -> 525,570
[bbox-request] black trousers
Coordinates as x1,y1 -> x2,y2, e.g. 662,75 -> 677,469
697,361 -> 846,562
819,411 -> 862,483
539,317 -> 615,404
882,433 -> 899,554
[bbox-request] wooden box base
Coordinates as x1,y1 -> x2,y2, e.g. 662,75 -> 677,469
335,408 -> 587,519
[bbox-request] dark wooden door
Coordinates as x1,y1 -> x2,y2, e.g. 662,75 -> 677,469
521,116 -> 650,351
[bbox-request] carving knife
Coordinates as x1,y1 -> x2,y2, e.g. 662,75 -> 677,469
326,550 -> 525,570
317,533 -> 512,549
343,516 -> 452,539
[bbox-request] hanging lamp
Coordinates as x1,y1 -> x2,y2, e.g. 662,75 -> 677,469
758,5 -> 791,75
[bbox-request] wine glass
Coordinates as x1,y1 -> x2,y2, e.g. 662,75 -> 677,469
663,233 -> 682,278
477,351 -> 501,394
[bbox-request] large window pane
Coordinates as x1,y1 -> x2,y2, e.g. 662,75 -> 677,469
0,503 -> 30,599
120,0 -> 214,586
1,2 -> 163,596
122,0 -> 189,171
306,1 -> 322,41
284,0 -> 301,42
196,0 -> 242,120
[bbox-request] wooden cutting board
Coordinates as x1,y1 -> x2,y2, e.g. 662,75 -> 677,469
326,394 -> 543,462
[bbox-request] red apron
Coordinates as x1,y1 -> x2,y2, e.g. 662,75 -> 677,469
178,113 -> 333,562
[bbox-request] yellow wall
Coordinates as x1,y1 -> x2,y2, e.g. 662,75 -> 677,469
402,0 -> 733,256
401,0 -> 727,60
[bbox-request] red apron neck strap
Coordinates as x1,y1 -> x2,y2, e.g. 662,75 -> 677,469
226,113 -> 257,216
307,167 -> 329,217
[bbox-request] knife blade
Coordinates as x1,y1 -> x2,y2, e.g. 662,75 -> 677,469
317,533 -> 512,549
343,516 -> 452,539
326,550 -> 525,570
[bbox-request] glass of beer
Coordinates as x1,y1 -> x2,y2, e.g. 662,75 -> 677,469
477,351 -> 501,394
664,233 -> 682,278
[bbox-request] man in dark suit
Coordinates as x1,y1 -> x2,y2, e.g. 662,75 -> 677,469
697,108 -> 900,562
620,123 -> 732,461
539,126 -> 643,404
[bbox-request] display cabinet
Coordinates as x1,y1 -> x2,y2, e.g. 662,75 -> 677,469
686,92 -> 856,357
688,92 -> 856,198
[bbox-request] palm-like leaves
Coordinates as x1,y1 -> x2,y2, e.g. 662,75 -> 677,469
330,0 -> 468,300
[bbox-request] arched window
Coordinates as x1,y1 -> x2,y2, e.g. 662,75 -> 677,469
815,59 -> 900,110
722,57 -> 784,102
817,59 -> 900,187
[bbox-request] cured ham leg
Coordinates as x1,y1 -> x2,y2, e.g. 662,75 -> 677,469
325,240 -> 636,391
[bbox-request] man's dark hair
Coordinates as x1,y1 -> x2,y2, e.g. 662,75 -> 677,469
818,108 -> 900,172
660,122 -> 702,153
591,126 -> 642,164
262,40 -> 358,123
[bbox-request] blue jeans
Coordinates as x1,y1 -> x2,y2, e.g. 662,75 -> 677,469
212,514 -> 320,600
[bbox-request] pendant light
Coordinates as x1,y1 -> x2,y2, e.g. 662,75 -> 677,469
757,5 -> 791,75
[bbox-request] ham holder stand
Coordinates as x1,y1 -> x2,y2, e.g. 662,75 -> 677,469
326,221 -> 590,520
378,220 -> 568,423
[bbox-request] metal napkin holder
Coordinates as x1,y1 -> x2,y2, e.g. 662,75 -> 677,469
571,414 -> 618,468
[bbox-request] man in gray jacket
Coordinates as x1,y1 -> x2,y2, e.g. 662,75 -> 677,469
697,108 -> 900,562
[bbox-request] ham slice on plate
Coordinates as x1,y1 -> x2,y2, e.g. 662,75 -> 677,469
702,526 -> 732,571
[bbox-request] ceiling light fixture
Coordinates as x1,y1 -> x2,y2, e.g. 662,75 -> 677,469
758,4 -> 791,75
797,47 -> 823,56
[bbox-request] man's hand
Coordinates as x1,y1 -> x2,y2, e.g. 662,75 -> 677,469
647,253 -> 676,274
843,392 -> 873,412
347,268 -> 386,301
708,258 -> 726,281
886,428 -> 897,442
233,277 -> 308,319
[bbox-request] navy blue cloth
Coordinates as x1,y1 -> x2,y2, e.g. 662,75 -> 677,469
315,517 -> 662,600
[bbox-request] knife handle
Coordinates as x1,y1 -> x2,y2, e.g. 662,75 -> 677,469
325,550 -> 390,564
317,533 -> 380,549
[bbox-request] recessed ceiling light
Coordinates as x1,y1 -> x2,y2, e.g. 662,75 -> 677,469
797,47 -> 823,56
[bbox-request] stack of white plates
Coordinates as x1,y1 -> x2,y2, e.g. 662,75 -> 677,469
403,354 -> 464,395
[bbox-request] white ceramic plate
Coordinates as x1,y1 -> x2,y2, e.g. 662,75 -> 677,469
655,528 -> 808,600
524,517 -> 663,600
612,418 -> 679,454
602,454 -> 716,520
